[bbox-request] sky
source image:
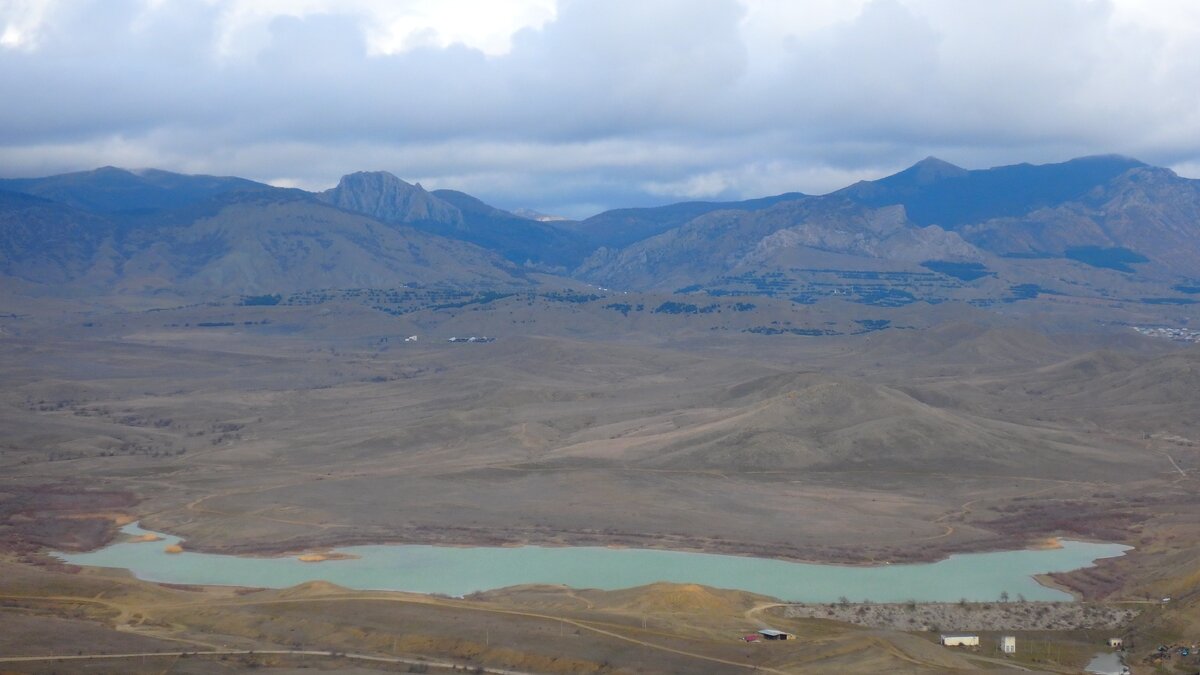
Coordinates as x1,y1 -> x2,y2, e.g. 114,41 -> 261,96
2,0 -> 1199,218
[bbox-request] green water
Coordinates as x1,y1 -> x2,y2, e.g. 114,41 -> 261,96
56,523 -> 1129,602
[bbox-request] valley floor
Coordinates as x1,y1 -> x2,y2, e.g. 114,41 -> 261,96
3,305 -> 1200,672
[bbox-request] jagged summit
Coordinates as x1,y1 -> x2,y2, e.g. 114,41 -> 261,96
319,171 -> 462,226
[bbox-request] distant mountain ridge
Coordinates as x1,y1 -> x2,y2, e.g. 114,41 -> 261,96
0,176 -> 528,296
836,155 -> 1148,229
579,154 -> 1200,291
0,166 -> 272,214
3,156 -> 1200,307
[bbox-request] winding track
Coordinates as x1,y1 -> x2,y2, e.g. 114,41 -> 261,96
0,590 -> 791,674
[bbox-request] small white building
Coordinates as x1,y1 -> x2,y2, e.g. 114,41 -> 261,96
1000,636 -> 1016,654
1108,637 -> 1124,648
940,634 -> 980,647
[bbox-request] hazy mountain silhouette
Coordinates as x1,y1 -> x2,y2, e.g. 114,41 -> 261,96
0,166 -> 271,214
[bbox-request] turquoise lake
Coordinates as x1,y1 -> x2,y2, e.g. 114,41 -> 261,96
56,523 -> 1130,602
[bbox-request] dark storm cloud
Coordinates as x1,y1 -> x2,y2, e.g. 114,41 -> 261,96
1,0 -> 1198,216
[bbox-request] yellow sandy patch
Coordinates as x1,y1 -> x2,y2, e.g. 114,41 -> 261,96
297,552 -> 359,563
1030,537 -> 1063,550
164,544 -> 184,554
131,533 -> 162,543
61,512 -> 135,525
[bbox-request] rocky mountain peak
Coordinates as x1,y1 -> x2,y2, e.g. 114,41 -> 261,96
907,156 -> 968,182
320,171 -> 462,226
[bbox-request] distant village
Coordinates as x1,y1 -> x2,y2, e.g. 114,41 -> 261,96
1132,326 -> 1200,343
392,335 -> 496,344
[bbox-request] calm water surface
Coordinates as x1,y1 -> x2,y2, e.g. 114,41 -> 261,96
56,523 -> 1129,602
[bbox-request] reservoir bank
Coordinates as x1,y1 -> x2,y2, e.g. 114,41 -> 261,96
56,523 -> 1130,602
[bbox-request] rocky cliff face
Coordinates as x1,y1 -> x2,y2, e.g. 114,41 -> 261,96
318,171 -> 463,227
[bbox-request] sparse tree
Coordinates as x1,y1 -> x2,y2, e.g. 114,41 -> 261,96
1000,591 -> 1010,603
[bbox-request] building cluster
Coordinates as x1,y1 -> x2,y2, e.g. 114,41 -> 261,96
446,336 -> 496,343
743,625 -> 1138,670
1132,326 -> 1200,343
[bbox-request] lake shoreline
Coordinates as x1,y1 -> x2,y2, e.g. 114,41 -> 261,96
54,523 -> 1132,604
131,517 -> 1125,571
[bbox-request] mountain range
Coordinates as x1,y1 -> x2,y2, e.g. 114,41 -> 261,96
2,156 -> 1199,311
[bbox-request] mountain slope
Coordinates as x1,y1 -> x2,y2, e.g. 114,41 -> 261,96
126,193 -> 527,295
1,189 -> 529,296
959,166 -> 1200,274
0,190 -> 114,284
573,191 -> 807,250
430,189 -> 592,269
577,196 -> 980,291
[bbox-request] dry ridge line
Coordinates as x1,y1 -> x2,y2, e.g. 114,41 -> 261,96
0,648 -> 534,673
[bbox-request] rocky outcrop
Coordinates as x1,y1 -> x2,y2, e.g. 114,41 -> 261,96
319,171 -> 463,227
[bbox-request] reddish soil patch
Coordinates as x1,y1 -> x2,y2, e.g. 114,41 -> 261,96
0,484 -> 138,557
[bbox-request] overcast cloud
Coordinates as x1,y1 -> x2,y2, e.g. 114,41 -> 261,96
1,0 -> 1199,217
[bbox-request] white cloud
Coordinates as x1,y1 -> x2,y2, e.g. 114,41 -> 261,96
201,0 -> 556,59
0,0 -> 58,50
643,161 -> 893,201
1,0 -> 1199,212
